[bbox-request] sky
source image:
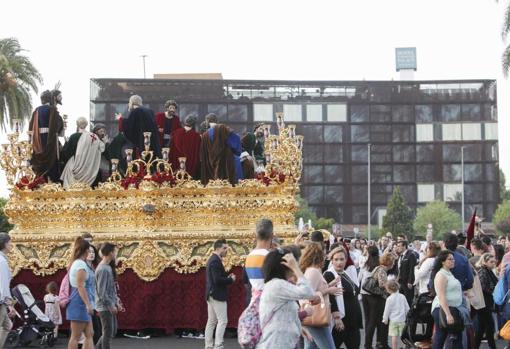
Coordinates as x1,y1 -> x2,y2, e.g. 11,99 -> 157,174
0,0 -> 509,198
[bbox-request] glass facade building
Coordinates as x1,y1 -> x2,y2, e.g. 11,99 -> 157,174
90,78 -> 499,224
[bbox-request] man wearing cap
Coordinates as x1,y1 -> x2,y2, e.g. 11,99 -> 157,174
0,233 -> 14,347
29,89 -> 65,182
169,115 -> 201,178
155,100 -> 182,148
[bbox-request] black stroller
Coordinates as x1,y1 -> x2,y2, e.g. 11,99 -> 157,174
5,284 -> 56,348
401,292 -> 434,348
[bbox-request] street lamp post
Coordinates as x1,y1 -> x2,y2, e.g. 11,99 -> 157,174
367,143 -> 371,240
141,55 -> 148,79
461,145 -> 465,232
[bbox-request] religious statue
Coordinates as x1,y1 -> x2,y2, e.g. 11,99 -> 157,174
169,115 -> 201,178
155,99 -> 181,148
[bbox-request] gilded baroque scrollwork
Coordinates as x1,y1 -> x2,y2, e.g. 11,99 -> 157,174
1,119 -> 303,281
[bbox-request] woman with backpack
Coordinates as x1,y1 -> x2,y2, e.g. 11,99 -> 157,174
66,237 -> 95,349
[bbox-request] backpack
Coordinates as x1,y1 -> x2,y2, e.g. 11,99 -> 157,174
237,290 -> 262,349
58,273 -> 71,308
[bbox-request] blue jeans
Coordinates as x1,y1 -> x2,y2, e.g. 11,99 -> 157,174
303,326 -> 335,349
431,308 -> 462,349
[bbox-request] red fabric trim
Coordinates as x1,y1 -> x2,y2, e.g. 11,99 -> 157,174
13,266 -> 245,334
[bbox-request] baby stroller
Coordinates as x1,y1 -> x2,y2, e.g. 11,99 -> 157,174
5,284 -> 56,348
401,292 -> 434,349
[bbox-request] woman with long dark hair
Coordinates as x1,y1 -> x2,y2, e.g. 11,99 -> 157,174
358,245 -> 380,344
67,237 -> 95,349
431,250 -> 463,349
474,253 -> 498,349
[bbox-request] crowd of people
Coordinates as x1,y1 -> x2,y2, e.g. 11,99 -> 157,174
204,219 -> 510,349
29,91 -> 266,188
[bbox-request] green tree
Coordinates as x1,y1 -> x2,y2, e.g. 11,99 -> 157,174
295,195 -> 335,231
0,38 -> 42,129
382,186 -> 414,239
494,199 -> 510,234
414,201 -> 462,239
500,169 -> 510,202
0,198 -> 13,232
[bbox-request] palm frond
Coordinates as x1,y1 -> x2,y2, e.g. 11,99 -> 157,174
502,3 -> 510,40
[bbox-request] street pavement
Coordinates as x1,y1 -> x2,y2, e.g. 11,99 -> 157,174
43,334 -> 510,349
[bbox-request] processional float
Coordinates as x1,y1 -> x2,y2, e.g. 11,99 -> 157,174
0,114 -> 303,281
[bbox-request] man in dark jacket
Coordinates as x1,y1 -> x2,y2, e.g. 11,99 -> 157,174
205,239 -> 235,349
396,240 -> 418,306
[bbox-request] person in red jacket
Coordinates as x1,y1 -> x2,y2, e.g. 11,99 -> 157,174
155,100 -> 182,148
169,115 -> 201,178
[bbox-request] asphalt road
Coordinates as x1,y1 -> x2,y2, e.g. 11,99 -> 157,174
32,334 -> 510,349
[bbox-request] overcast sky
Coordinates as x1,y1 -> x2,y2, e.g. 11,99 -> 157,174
0,0 -> 508,198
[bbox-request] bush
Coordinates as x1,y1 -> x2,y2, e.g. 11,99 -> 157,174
413,201 -> 462,239
494,200 -> 510,234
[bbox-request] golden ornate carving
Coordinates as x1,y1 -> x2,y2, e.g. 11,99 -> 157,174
1,118 -> 303,281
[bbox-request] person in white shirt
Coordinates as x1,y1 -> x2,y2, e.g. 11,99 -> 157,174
0,233 -> 14,348
382,280 -> 410,349
414,241 -> 441,295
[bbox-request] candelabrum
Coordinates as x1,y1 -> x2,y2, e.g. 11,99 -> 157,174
124,132 -> 173,179
262,114 -> 303,183
174,157 -> 191,181
0,119 -> 35,187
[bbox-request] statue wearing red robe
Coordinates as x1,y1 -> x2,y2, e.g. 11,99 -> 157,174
155,112 -> 181,148
170,127 -> 201,178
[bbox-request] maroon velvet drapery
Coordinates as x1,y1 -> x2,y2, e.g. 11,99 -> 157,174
13,267 -> 246,334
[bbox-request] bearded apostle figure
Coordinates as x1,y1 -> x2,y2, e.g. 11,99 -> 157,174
155,99 -> 182,148
200,113 -> 242,185
123,95 -> 162,158
29,89 -> 65,182
169,114 -> 201,178
60,117 -> 105,189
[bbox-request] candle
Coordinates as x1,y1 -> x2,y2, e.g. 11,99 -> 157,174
162,148 -> 169,161
111,159 -> 119,172
178,157 -> 187,171
125,149 -> 133,162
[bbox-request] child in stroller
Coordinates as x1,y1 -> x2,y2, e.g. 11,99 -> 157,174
5,284 -> 56,348
401,292 -> 434,349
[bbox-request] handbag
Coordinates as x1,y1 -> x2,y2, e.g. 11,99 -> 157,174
467,271 -> 486,310
362,267 -> 387,298
439,306 -> 464,333
301,293 -> 331,328
500,320 -> 510,340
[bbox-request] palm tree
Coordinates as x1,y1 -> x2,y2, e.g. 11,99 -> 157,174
501,2 -> 510,75
0,38 -> 42,130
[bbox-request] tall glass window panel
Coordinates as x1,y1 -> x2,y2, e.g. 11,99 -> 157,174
465,184 -> 483,202
351,165 -> 368,184
350,105 -> 369,122
418,184 -> 435,202
442,124 -> 462,141
179,104 -> 200,123
370,105 -> 391,122
393,165 -> 415,183
371,124 -> 392,143
351,125 -> 370,143
392,125 -> 414,143
324,125 -> 342,143
302,125 -> 323,143
442,144 -> 462,162
302,186 -> 323,205
324,144 -> 343,163
253,104 -> 273,121
462,123 -> 481,141
415,105 -> 433,123
352,186 -> 368,203
444,184 -> 463,202
483,104 -> 497,121
443,164 -> 462,182
392,105 -> 414,122
303,165 -> 323,184
440,104 -> 461,122
327,104 -> 347,122
416,124 -> 433,142
416,144 -> 435,162
464,164 -> 482,182
393,145 -> 415,162
306,104 -> 323,122
351,145 -> 368,162
416,165 -> 435,182
283,104 -> 302,122
208,104 -> 227,120
227,104 -> 248,122
324,186 -> 344,204
303,145 -> 323,164
324,165 -> 344,183
91,103 -> 106,121
461,104 -> 481,121
484,123 -> 498,140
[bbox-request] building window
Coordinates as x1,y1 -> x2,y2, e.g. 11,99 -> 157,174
324,125 -> 342,143
444,184 -> 463,202
462,123 -> 481,141
415,105 -> 433,123
227,104 -> 248,122
440,104 -> 461,122
253,104 -> 273,121
91,103 -> 106,121
350,105 -> 369,122
351,125 -> 370,143
461,104 -> 481,121
306,104 -> 323,122
283,104 -> 303,122
208,104 -> 227,120
392,105 -> 414,122
417,184 -> 435,203
442,124 -> 462,141
485,123 -> 498,140
416,124 -> 433,142
179,104 -> 200,121
327,104 -> 347,122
